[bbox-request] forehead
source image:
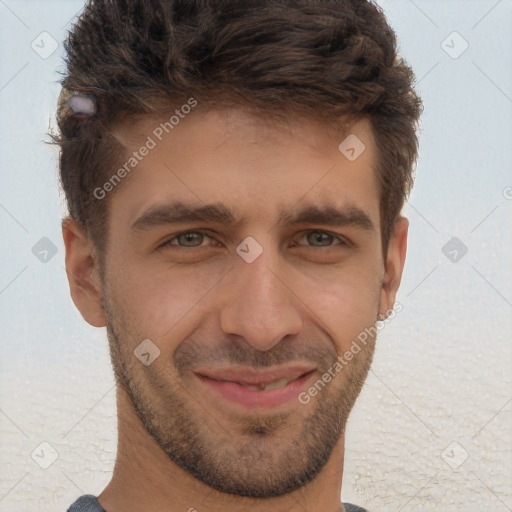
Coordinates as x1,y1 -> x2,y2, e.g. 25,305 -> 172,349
113,106 -> 370,159
108,107 -> 380,228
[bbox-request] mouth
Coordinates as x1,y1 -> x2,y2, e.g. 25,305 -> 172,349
195,366 -> 316,409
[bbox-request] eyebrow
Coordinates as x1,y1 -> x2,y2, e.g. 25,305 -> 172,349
131,201 -> 375,233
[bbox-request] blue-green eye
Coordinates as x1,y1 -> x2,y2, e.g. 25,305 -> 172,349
300,231 -> 350,248
162,230 -> 214,248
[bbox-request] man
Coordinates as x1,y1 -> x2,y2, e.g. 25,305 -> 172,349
57,0 -> 422,511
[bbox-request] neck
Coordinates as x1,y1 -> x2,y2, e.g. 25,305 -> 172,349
98,385 -> 346,512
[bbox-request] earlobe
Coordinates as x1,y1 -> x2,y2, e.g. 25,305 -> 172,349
62,218 -> 107,327
379,216 -> 409,318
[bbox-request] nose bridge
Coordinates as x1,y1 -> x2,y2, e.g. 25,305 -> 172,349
220,240 -> 303,351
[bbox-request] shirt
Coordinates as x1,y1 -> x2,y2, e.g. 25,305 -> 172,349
67,494 -> 369,511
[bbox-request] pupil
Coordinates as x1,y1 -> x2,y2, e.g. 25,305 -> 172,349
181,233 -> 202,246
310,232 -> 331,246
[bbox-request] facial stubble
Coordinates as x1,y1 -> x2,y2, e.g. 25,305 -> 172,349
102,286 -> 376,498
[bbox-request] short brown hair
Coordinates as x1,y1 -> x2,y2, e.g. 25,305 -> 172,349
53,0 -> 422,258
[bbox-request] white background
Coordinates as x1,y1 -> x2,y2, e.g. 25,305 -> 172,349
0,1 -> 511,511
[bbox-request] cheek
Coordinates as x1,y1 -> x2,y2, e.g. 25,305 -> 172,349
301,267 -> 381,350
111,263 -> 226,340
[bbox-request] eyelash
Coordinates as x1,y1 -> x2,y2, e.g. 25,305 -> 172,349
159,230 -> 351,250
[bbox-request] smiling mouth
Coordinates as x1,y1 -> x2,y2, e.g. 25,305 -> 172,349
194,368 -> 316,409
204,374 -> 308,392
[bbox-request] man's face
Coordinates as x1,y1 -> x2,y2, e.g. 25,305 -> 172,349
97,108 -> 387,497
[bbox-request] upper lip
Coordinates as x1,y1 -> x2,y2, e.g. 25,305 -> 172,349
195,365 -> 315,386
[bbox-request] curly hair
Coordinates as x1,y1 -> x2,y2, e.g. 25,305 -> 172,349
53,0 -> 423,258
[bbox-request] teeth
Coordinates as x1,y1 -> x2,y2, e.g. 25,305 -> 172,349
243,384 -> 264,391
263,378 -> 293,391
241,378 -> 294,392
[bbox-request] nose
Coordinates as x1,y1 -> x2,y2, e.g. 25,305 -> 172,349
219,248 -> 303,352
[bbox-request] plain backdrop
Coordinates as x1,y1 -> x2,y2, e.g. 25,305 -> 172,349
0,1 -> 511,511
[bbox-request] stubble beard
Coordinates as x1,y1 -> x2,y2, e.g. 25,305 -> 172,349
102,289 -> 376,498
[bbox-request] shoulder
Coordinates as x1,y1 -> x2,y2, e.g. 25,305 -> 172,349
344,503 -> 370,512
67,494 -> 107,512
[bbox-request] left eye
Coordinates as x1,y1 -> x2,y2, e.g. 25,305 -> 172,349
160,230 -> 349,249
296,231 -> 350,248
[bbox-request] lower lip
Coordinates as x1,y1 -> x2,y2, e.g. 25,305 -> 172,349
196,372 -> 314,409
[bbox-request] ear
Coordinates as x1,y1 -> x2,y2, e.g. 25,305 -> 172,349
62,218 -> 107,327
379,216 -> 408,318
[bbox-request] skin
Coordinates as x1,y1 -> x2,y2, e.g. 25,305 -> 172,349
63,107 -> 408,512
